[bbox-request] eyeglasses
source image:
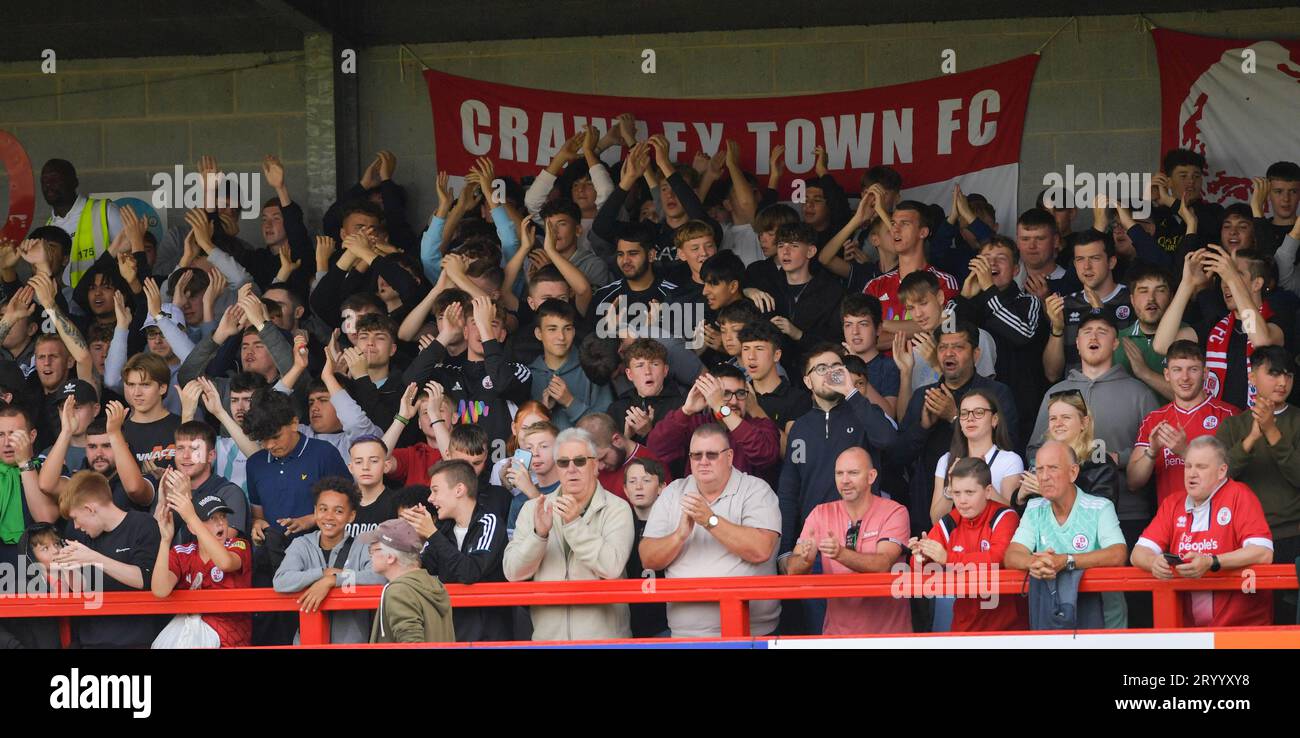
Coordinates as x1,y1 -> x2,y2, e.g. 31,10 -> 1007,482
959,407 -> 994,420
805,362 -> 845,377
722,389 -> 749,401
688,450 -> 729,461
555,456 -> 595,468
845,520 -> 861,549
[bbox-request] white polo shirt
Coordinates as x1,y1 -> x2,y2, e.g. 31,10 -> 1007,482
644,468 -> 782,638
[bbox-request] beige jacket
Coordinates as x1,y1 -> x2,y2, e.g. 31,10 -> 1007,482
503,484 -> 634,641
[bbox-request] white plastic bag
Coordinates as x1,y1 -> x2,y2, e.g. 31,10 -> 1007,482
151,613 -> 221,649
151,569 -> 221,649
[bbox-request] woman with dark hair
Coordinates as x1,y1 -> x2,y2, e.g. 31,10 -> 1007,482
930,388 -> 1024,524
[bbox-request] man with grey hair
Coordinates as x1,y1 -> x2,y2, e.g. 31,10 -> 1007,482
639,423 -> 782,637
364,519 -> 455,643
1131,436 -> 1275,627
504,427 -> 634,641
1004,439 -> 1129,627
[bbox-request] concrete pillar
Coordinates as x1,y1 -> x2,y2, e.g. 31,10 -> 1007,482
302,32 -> 357,228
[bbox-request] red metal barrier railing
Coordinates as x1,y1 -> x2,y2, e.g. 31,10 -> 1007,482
2,565 -> 1295,645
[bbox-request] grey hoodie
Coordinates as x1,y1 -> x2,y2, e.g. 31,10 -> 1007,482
273,530 -> 386,644
528,350 -> 613,430
1026,364 -> 1160,520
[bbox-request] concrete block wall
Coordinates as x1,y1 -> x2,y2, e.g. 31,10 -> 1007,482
358,8 -> 1300,232
2,8 -> 1299,244
0,52 -> 307,244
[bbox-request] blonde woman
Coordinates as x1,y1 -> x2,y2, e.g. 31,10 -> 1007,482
1018,390 -> 1122,507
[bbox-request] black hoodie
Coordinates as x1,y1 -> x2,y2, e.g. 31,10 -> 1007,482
420,502 -> 511,641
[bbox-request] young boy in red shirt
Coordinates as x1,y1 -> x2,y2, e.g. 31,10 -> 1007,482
152,467 -> 253,647
910,456 -> 1027,632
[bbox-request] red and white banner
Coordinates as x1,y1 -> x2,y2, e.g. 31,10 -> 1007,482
425,56 -> 1039,228
1154,29 -> 1300,204
0,129 -> 35,245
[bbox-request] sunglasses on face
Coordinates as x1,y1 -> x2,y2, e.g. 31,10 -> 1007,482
845,520 -> 861,549
688,450 -> 729,461
555,456 -> 595,468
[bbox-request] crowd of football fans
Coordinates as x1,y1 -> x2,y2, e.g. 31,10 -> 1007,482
0,113 -> 1297,645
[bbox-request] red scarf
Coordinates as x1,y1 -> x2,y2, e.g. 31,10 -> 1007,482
1204,301 -> 1272,406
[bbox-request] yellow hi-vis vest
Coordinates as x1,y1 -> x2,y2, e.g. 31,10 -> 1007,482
50,197 -> 110,288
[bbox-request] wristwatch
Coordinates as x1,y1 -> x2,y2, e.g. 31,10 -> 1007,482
705,515 -> 719,530
1065,554 -> 1076,572
717,404 -> 732,418
1210,555 -> 1221,572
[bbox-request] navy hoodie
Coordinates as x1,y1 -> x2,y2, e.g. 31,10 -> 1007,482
776,390 -> 898,558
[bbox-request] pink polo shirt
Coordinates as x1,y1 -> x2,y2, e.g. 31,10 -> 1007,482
799,496 -> 912,635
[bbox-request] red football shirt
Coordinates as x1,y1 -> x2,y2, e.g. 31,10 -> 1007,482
863,265 -> 959,323
926,502 -> 1027,632
168,537 -> 254,647
1134,397 -> 1239,504
389,443 -> 443,487
1137,479 -> 1274,627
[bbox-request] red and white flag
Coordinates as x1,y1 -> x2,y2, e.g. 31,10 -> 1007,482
424,55 -> 1039,227
1154,28 -> 1300,204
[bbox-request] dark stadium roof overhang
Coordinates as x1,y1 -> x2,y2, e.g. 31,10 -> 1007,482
3,0 -> 1294,61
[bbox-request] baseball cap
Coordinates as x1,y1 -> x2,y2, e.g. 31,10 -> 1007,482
142,303 -> 187,332
359,519 -> 422,554
55,379 -> 99,406
194,495 -> 234,521
1077,310 -> 1119,332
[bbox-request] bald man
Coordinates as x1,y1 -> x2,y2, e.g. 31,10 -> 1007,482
785,447 -> 911,634
1005,440 -> 1129,628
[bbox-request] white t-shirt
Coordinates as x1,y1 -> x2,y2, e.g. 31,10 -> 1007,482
453,525 -> 469,549
722,223 -> 764,266
934,446 -> 1024,492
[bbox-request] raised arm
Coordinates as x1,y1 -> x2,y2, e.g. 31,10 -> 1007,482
105,401 -> 154,507
30,273 -> 89,365
398,275 -> 442,342
38,397 -> 80,499
821,189 -> 876,279
1203,244 -> 1282,347
1153,252 -> 1205,356
498,218 -> 536,312
540,220 -> 592,314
